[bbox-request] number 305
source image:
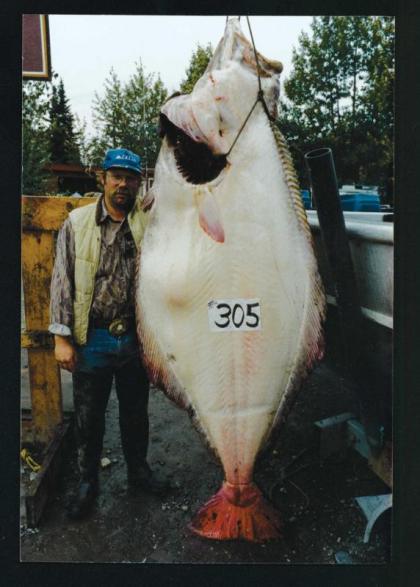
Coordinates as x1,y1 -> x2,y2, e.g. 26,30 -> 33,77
209,300 -> 261,331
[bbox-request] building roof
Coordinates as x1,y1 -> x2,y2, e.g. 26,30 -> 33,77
43,163 -> 101,176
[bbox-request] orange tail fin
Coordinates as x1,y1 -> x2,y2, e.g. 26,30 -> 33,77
189,481 -> 282,542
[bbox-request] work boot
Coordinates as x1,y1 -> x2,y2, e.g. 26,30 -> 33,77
66,479 -> 99,520
127,463 -> 170,496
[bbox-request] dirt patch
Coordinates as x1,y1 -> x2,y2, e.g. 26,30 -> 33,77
20,361 -> 390,564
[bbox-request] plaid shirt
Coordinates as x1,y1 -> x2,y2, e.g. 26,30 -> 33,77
49,196 -> 139,337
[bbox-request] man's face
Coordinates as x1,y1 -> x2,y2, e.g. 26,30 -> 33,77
103,168 -> 141,213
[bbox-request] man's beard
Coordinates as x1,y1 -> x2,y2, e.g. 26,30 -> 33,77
110,190 -> 136,212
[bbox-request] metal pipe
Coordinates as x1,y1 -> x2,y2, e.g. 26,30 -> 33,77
305,147 -> 383,452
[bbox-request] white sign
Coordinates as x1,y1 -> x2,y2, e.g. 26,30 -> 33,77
208,299 -> 262,332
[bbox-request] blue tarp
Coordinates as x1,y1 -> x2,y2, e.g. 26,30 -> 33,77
300,190 -> 380,212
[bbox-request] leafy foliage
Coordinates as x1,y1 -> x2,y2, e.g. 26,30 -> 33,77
22,18 -> 393,202
22,76 -> 86,194
73,115 -> 89,166
22,80 -> 51,194
88,63 -> 168,169
278,16 -> 394,192
180,43 -> 213,94
49,78 -> 81,164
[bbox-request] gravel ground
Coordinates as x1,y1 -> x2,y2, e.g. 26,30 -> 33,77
20,361 -> 391,564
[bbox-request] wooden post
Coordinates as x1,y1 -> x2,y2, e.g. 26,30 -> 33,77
22,230 -> 62,444
21,196 -> 96,445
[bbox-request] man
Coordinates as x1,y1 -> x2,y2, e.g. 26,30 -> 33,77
49,148 -> 168,520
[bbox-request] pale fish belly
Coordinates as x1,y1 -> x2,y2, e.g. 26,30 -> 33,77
139,190 -> 310,486
136,13 -> 325,544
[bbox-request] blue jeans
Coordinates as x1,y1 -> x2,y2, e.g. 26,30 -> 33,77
72,327 -> 150,483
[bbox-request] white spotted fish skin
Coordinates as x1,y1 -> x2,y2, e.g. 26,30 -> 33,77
136,18 -> 325,539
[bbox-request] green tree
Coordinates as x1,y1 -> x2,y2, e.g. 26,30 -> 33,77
73,115 -> 89,166
49,78 -> 81,164
89,63 -> 167,168
22,80 -> 51,194
90,69 -> 129,162
125,62 -> 168,168
180,43 -> 213,94
279,16 -> 394,190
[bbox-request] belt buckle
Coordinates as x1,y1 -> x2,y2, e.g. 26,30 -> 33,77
108,318 -> 128,337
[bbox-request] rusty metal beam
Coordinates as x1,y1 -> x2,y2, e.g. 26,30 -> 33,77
22,195 -> 96,231
21,329 -> 54,349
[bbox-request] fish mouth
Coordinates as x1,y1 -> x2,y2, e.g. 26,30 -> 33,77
159,113 -> 228,185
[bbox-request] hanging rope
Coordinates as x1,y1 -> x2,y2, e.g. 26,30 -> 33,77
225,15 -> 274,158
246,15 -> 274,122
226,96 -> 260,157
246,16 -> 262,94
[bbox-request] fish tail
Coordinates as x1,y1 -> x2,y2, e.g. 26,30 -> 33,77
188,481 -> 282,542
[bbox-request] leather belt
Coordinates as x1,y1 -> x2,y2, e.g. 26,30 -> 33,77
91,317 -> 135,337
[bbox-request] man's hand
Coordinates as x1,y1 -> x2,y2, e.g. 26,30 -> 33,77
54,335 -> 77,372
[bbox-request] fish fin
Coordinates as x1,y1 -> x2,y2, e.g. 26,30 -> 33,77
266,275 -> 326,442
270,123 -> 314,247
138,324 -> 222,460
137,313 -> 220,459
259,122 -> 326,440
137,318 -> 191,411
196,188 -> 225,243
136,252 -> 221,460
135,254 -> 191,411
270,123 -> 327,353
189,481 -> 282,542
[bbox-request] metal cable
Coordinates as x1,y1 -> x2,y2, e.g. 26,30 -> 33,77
225,16 -> 274,158
246,15 -> 263,94
246,15 -> 275,121
226,96 -> 260,157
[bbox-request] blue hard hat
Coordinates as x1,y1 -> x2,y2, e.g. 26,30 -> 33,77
103,148 -> 141,174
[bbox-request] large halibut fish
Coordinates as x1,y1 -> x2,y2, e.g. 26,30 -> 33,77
136,18 -> 326,542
